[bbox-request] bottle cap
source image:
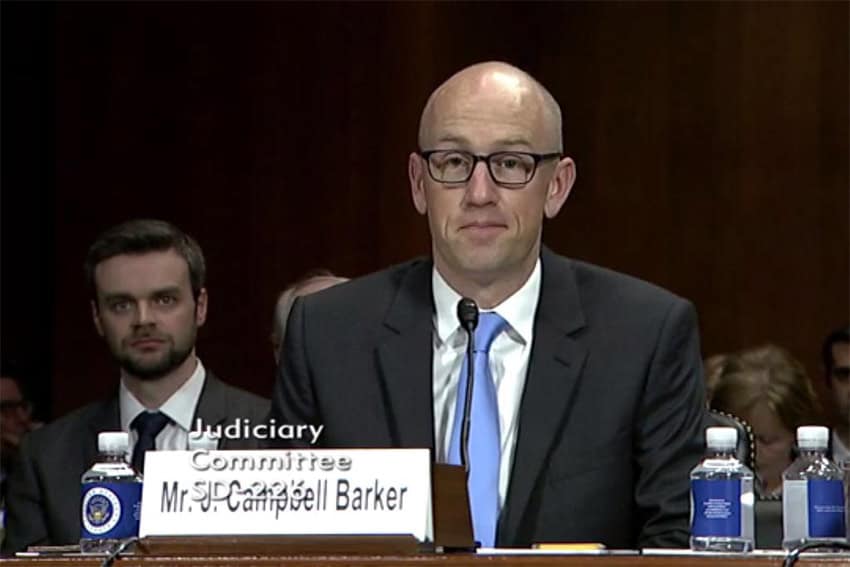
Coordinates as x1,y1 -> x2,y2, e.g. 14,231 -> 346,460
98,431 -> 129,453
797,425 -> 829,449
705,427 -> 738,450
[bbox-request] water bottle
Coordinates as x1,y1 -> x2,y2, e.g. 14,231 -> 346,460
782,425 -> 846,549
690,426 -> 755,551
80,432 -> 143,553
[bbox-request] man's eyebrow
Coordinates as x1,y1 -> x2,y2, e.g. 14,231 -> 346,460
150,286 -> 182,296
101,292 -> 133,303
101,286 -> 182,302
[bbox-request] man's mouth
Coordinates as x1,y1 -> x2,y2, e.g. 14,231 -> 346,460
129,337 -> 166,349
460,222 -> 507,237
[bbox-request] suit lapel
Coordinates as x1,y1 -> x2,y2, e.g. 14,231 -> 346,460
376,260 -> 435,450
192,372 -> 231,443
499,248 -> 588,545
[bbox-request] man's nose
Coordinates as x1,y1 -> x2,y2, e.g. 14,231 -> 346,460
134,301 -> 154,325
463,161 -> 498,206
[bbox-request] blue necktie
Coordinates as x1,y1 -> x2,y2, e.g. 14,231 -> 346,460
131,411 -> 171,473
448,311 -> 507,547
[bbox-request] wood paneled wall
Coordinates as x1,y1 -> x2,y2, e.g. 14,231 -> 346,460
2,2 -> 847,418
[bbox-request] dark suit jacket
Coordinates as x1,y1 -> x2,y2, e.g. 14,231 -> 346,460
3,373 -> 269,553
269,249 -> 707,548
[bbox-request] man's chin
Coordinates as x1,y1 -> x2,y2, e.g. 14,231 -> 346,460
453,250 -> 514,276
122,361 -> 174,381
119,351 -> 187,381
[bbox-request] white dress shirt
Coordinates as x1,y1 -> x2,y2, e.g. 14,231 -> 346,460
431,260 -> 541,508
119,359 -> 207,456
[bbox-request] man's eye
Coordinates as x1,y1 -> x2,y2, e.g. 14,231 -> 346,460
110,301 -> 131,313
494,154 -> 532,172
156,295 -> 177,305
436,153 -> 469,169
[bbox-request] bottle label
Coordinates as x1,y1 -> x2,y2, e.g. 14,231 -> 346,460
81,482 -> 142,539
691,479 -> 741,537
808,479 -> 845,538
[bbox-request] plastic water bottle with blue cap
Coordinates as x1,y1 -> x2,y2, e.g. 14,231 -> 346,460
80,432 -> 142,553
690,426 -> 755,551
782,425 -> 846,549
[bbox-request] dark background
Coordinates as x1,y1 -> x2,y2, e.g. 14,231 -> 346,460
2,2 -> 848,422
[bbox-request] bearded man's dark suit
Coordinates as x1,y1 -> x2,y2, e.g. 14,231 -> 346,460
269,248 -> 706,548
3,373 -> 269,553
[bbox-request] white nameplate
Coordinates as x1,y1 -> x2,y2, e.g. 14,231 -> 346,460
139,449 -> 432,541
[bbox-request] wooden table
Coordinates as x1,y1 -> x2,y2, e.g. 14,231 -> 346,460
6,553 -> 850,567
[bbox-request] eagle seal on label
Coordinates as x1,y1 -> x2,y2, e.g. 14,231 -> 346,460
82,486 -> 122,535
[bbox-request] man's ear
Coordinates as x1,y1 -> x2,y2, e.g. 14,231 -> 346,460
544,156 -> 577,219
195,288 -> 208,327
409,152 -> 428,216
91,300 -> 104,337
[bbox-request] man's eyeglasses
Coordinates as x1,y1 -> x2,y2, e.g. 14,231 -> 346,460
419,149 -> 561,187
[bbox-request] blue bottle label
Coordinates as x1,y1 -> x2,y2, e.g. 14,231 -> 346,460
808,479 -> 845,538
81,482 -> 142,539
691,479 -> 741,537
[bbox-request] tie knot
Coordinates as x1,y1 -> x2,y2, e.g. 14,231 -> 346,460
473,312 -> 507,354
131,411 -> 171,438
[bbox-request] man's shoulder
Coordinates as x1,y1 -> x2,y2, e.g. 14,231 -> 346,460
541,250 -> 695,335
549,252 -> 688,307
325,257 -> 428,294
21,399 -> 112,458
211,378 -> 269,407
301,257 -> 430,312
203,373 -> 269,420
575,259 -> 683,301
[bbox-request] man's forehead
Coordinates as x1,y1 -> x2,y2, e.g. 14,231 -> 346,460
425,93 -> 548,147
94,250 -> 190,293
434,77 -> 538,118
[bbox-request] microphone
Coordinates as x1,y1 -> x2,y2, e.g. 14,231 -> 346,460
456,297 -> 479,472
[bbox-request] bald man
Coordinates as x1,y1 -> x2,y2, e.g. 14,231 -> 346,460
269,62 -> 706,549
271,270 -> 348,365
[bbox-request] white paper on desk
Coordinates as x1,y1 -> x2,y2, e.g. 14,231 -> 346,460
476,548 -> 639,555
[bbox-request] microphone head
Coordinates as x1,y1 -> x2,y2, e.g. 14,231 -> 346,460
456,297 -> 479,331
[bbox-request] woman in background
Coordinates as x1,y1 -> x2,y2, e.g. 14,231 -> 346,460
708,344 -> 822,498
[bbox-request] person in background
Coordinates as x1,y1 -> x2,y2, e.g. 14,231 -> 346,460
3,219 -> 269,553
822,325 -> 850,466
0,363 -> 41,488
270,270 -> 348,365
709,343 -> 822,498
703,352 -> 730,403
0,361 -> 42,548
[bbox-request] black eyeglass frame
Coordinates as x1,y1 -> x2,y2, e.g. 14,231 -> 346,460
418,149 -> 562,187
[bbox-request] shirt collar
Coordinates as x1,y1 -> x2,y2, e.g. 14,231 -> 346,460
432,259 -> 541,346
119,359 -> 207,432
